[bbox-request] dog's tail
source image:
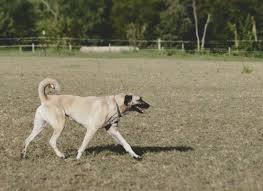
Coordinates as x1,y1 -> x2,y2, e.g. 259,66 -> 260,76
38,78 -> 61,104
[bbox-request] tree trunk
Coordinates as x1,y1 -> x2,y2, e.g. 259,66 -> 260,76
201,13 -> 211,50
252,16 -> 258,42
192,0 -> 200,52
234,24 -> 239,49
41,0 -> 58,22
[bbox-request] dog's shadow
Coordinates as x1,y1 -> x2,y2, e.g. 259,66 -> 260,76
66,144 -> 194,157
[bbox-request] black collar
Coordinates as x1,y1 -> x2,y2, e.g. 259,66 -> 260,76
116,102 -> 122,118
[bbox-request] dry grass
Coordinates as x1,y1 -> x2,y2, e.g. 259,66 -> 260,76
0,56 -> 263,190
242,64 -> 253,74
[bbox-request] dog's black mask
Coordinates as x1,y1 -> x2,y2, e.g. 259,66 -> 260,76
125,95 -> 150,114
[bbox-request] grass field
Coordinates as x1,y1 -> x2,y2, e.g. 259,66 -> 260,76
0,55 -> 263,190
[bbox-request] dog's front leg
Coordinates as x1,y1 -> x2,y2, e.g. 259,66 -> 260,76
76,127 -> 98,160
107,125 -> 141,160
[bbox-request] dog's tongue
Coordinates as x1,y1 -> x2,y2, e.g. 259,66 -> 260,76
136,106 -> 144,113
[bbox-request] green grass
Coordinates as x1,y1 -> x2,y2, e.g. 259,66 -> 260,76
0,56 -> 263,190
242,65 -> 253,74
1,48 -> 263,62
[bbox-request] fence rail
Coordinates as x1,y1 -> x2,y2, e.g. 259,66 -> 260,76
0,37 -> 262,55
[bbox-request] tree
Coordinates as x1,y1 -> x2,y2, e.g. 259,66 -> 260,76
40,0 -> 58,22
33,0 -> 111,39
126,23 -> 146,47
0,0 -> 37,38
224,0 -> 262,50
110,0 -> 163,40
192,0 -> 214,51
0,0 -> 262,51
192,0 -> 200,51
158,0 -> 192,41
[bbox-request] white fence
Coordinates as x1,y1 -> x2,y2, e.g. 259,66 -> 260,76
0,37 -> 262,55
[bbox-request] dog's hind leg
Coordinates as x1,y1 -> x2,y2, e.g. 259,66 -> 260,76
49,124 -> 65,159
47,112 -> 66,159
107,125 -> 141,160
21,108 -> 46,159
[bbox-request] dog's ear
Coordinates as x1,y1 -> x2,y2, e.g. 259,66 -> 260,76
124,95 -> 132,106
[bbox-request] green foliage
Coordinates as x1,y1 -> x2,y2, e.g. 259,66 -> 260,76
110,0 -> 162,39
239,15 -> 255,51
126,23 -> 146,47
0,0 -> 262,54
0,0 -> 37,37
158,0 -> 192,41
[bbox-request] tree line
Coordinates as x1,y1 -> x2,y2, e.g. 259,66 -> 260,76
0,0 -> 262,50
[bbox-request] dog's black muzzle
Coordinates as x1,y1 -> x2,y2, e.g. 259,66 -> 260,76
132,100 -> 150,114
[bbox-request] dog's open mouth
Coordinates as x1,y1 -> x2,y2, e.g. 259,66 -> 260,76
133,101 -> 150,114
135,105 -> 145,113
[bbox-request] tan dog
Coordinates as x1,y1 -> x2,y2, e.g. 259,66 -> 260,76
21,78 -> 150,160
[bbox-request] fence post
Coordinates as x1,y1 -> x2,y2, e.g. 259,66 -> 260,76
69,44 -> 72,51
109,43 -> 111,52
32,43 -> 35,53
182,42 -> 185,52
157,38 -> 161,50
19,46 -> 22,52
228,47 -> 231,56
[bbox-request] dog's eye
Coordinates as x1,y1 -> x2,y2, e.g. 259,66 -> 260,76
124,95 -> 133,106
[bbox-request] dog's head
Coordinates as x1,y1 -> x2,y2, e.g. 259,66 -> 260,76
115,93 -> 150,114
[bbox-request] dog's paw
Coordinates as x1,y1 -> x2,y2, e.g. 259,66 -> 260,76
59,154 -> 66,159
133,155 -> 142,161
20,153 -> 25,160
76,153 -> 82,160
20,150 -> 27,160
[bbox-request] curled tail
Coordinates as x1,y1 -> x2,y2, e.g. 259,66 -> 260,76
38,78 -> 61,104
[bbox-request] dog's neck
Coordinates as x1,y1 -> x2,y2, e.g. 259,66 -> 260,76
115,102 -> 122,118
114,95 -> 127,117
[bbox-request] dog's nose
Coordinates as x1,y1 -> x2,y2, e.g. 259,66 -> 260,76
143,101 -> 150,109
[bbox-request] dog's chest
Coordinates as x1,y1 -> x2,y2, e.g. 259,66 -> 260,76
104,113 -> 120,127
103,114 -> 119,131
